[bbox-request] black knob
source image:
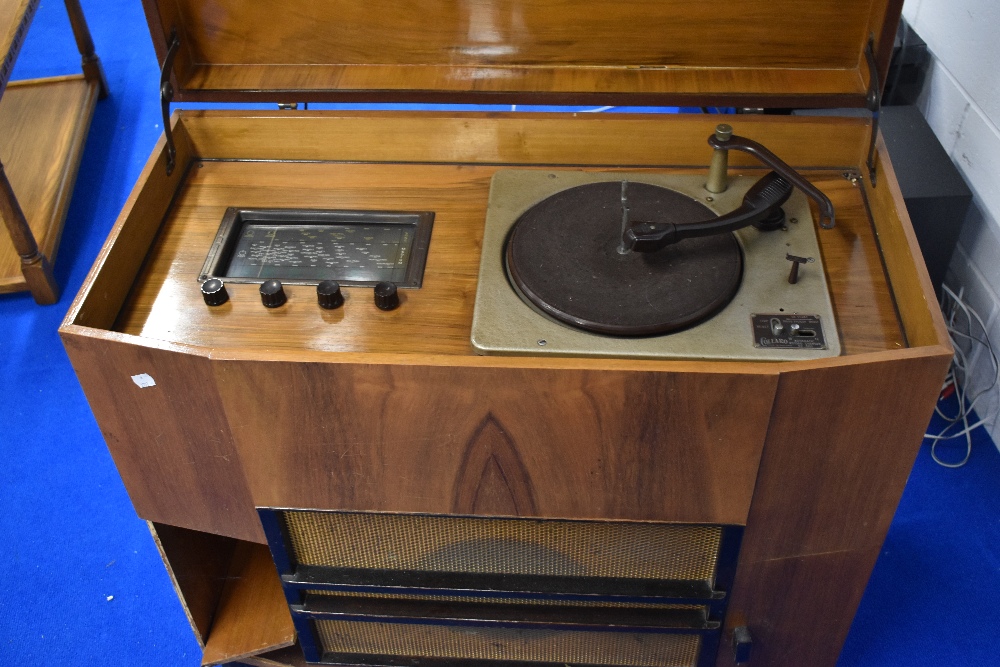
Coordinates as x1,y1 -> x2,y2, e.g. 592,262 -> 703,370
259,279 -> 287,308
373,282 -> 399,311
201,278 -> 229,306
317,280 -> 344,309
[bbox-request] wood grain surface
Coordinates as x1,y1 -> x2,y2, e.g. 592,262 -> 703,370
177,112 -> 871,168
867,138 -> 951,349
716,348 -> 952,667
216,361 -> 779,528
0,0 -> 38,96
200,541 -> 295,665
0,158 -> 58,302
60,332 -> 264,542
70,115 -> 194,327
150,522 -> 239,647
140,0 -> 895,107
112,160 -> 903,356
239,645 -> 310,667
0,75 -> 98,294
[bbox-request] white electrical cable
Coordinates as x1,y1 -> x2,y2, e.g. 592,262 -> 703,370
926,284 -> 1000,467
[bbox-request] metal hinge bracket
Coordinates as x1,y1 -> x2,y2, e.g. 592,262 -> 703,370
864,37 -> 882,187
160,29 -> 181,176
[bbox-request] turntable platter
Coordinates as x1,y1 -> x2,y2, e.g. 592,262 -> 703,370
505,181 -> 743,336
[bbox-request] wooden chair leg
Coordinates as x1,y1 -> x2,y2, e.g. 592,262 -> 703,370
63,0 -> 109,99
0,162 -> 59,304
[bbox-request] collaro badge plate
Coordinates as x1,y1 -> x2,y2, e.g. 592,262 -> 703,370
752,314 -> 827,349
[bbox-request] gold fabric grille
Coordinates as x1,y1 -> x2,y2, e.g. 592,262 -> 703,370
306,589 -> 706,611
315,619 -> 700,666
283,511 -> 720,581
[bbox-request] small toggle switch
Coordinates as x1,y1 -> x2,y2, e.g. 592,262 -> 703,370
259,279 -> 287,308
786,253 -> 815,284
769,317 -> 785,337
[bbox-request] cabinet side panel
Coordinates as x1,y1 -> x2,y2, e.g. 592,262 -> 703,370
866,139 -> 951,349
61,333 -> 263,542
717,351 -> 950,667
216,361 -> 779,526
62,115 -> 193,331
149,521 -> 239,646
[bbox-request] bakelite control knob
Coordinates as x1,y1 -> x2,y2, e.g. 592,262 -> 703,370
201,278 -> 229,307
373,282 -> 399,311
317,280 -> 344,310
259,279 -> 287,308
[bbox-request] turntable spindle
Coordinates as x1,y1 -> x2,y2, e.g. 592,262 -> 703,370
618,180 -> 631,255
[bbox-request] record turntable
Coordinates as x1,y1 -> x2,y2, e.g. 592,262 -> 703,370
474,126 -> 840,361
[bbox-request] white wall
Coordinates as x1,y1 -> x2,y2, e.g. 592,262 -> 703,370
902,0 -> 1000,446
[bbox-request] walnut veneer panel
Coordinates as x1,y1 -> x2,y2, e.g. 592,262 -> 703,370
216,361 -> 779,527
179,66 -> 867,108
867,138 -> 951,349
145,0 -> 891,105
177,112 -> 871,168
70,116 -> 195,328
173,0 -> 869,68
60,333 -> 263,542
200,542 -> 295,665
814,174 -> 905,354
716,350 -> 952,667
150,522 -> 238,647
151,524 -> 294,664
112,161 -> 903,355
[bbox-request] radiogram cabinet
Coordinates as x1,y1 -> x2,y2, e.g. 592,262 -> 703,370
59,1 -> 951,666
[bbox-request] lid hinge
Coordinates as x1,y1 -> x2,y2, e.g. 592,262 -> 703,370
160,29 -> 180,176
864,37 -> 881,187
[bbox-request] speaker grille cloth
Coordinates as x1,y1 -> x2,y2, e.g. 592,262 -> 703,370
306,589 -> 706,611
315,619 -> 700,666
283,511 -> 721,581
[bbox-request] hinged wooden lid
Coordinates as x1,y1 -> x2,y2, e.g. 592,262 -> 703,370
144,0 -> 901,108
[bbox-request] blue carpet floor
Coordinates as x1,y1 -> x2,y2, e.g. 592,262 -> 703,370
1,2 -> 998,665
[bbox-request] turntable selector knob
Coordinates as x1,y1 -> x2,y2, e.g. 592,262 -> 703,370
201,278 -> 229,307
259,279 -> 287,308
373,282 -> 399,311
317,280 -> 344,309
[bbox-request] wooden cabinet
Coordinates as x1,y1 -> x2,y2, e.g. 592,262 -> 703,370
58,2 -> 951,665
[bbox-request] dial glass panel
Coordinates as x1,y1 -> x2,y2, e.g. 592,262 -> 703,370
200,208 -> 434,287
